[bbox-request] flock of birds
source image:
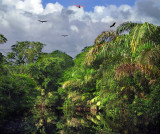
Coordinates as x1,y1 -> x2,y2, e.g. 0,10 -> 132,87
38,5 -> 116,37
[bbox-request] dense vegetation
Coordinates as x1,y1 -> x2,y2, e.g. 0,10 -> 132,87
0,22 -> 160,133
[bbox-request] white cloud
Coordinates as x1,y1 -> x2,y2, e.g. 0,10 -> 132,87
16,0 -> 44,14
94,6 -> 105,14
68,6 -> 85,21
16,1 -> 25,9
119,4 -> 132,12
101,16 -> 114,23
2,0 -> 20,6
70,25 -> 79,32
43,2 -> 63,15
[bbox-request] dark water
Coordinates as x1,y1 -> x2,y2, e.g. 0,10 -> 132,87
1,107 -> 159,134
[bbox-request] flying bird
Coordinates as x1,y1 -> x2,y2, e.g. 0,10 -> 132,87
74,5 -> 84,8
61,35 -> 68,37
110,22 -> 116,28
38,20 -> 47,23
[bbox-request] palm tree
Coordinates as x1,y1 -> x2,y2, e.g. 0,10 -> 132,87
95,30 -> 118,45
116,21 -> 140,34
85,31 -> 118,66
114,23 -> 160,97
117,21 -> 160,53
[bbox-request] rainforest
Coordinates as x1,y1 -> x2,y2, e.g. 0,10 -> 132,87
0,22 -> 160,134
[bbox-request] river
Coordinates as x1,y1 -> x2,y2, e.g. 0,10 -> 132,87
1,107 -> 159,134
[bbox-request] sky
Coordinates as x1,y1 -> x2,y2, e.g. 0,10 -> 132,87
0,0 -> 160,57
42,0 -> 136,11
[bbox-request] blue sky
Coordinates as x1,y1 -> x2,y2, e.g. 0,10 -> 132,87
42,0 -> 136,11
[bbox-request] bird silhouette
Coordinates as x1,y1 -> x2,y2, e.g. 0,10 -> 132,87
110,22 -> 116,27
38,20 -> 47,23
61,35 -> 68,37
74,5 -> 84,8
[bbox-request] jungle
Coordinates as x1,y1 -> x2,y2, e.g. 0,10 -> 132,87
0,22 -> 160,134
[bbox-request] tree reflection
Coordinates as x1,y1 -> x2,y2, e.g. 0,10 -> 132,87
1,107 -> 156,134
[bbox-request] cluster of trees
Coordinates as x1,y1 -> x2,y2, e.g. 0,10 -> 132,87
61,22 -> 160,132
0,21 -> 160,133
0,37 -> 74,127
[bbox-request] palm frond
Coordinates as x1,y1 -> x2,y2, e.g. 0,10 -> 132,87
116,21 -> 141,34
134,42 -> 160,67
84,42 -> 107,66
85,31 -> 118,66
130,25 -> 140,53
0,34 -> 7,44
95,30 -> 118,45
121,22 -> 160,53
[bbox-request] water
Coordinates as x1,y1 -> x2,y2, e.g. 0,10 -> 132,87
1,107 -> 159,134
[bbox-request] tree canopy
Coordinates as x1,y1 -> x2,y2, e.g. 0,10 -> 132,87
7,41 -> 45,64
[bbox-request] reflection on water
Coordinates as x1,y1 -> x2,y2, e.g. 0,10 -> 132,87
1,107 -> 158,134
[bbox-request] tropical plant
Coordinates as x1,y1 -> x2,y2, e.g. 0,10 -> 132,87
85,31 -> 118,66
117,22 -> 160,53
116,21 -> 140,34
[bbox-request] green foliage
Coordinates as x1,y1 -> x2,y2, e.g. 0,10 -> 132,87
61,21 -> 160,129
26,51 -> 74,106
85,30 -> 118,66
116,21 -> 140,34
0,34 -> 7,74
0,74 -> 38,120
45,91 -> 60,107
7,41 -> 45,64
149,81 -> 160,124
50,50 -> 74,68
75,46 -> 92,66
0,53 -> 4,74
27,57 -> 64,92
0,34 -> 7,44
